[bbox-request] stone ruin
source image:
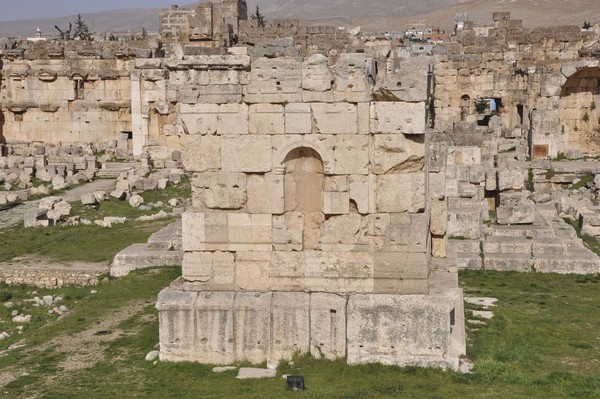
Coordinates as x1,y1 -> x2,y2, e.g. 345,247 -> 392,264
2,0 -> 600,370
154,52 -> 465,368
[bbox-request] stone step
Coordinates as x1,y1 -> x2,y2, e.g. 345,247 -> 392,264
531,239 -> 568,255
110,244 -> 183,277
483,236 -> 532,255
447,239 -> 481,255
456,253 -> 482,270
148,220 -> 182,251
534,254 -> 600,274
484,253 -> 532,272
487,224 -> 555,239
535,203 -> 557,218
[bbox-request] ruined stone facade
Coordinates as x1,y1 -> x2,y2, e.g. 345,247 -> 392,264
3,2 -> 600,369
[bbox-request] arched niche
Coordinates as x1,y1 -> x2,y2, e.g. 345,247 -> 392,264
559,67 -> 600,154
283,147 -> 324,213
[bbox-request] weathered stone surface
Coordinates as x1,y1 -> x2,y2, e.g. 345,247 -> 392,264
221,136 -> 272,172
247,173 -> 284,214
376,173 -> 425,213
370,102 -> 426,135
311,103 -> 358,134
180,134 -> 221,172
271,292 -> 310,360
371,134 -> 424,174
192,172 -> 246,210
309,293 -> 347,360
347,294 -> 457,369
181,251 -> 235,288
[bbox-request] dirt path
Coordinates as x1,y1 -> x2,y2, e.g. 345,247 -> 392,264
0,179 -> 116,232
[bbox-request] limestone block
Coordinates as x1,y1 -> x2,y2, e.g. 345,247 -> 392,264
221,136 -> 272,173
447,207 -> 482,239
431,236 -> 447,258
192,172 -> 246,210
485,169 -> 497,191
334,53 -> 373,102
376,173 -> 425,213
304,251 -> 374,293
430,199 -> 448,236
271,292 -> 310,360
347,294 -> 455,368
302,54 -> 333,92
181,251 -> 235,289
245,57 -> 302,103
272,213 -> 304,251
371,134 -> 424,174
497,168 -> 524,191
320,213 -> 362,249
248,104 -> 285,135
233,292 -> 272,364
349,175 -> 370,214
228,213 -> 272,252
182,212 -> 205,251
247,173 -> 284,214
309,293 -> 347,360
384,213 -> 429,253
192,292 -> 236,364
284,103 -> 311,134
429,142 -> 448,173
267,251 -> 306,291
179,103 -> 219,135
370,102 -> 426,135
217,104 -> 248,135
484,254 -> 532,272
311,103 -> 358,134
429,172 -> 446,200
496,205 -> 535,225
323,192 -> 350,215
324,176 -> 349,192
334,135 -> 369,175
156,288 -> 198,362
235,252 -> 270,291
451,147 -> 481,166
179,134 -> 220,173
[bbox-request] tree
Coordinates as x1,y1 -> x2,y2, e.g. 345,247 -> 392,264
251,5 -> 266,28
583,21 -> 592,30
73,14 -> 92,40
55,23 -> 72,40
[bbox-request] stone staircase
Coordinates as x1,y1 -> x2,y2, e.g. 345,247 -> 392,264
96,162 -> 135,178
450,204 -> 600,274
110,220 -> 183,277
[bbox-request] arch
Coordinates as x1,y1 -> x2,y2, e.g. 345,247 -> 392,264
460,94 -> 470,121
283,147 -> 324,213
559,66 -> 600,154
274,140 -> 334,174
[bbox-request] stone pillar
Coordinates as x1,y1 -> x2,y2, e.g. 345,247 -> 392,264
131,71 -> 144,157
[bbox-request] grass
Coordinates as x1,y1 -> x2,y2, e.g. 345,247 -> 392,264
0,268 -> 599,398
563,217 -> 600,255
0,176 -> 190,263
568,174 -> 595,190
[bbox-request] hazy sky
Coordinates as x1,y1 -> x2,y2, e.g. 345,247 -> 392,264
0,1 -> 189,21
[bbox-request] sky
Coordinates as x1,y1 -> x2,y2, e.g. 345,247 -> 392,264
0,0 -> 192,21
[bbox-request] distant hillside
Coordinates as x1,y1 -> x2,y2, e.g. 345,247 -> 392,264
0,0 -> 598,38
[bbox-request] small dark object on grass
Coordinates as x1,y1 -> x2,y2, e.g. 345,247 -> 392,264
286,375 -> 305,391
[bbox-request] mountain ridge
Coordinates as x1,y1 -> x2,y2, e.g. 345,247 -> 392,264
0,0 -> 597,38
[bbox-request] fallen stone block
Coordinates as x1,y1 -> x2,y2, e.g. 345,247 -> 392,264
81,192 -> 98,206
24,209 -> 48,228
236,368 -> 276,380
129,194 -> 144,208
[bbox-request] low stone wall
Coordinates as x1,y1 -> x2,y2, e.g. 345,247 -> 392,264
0,267 -> 103,289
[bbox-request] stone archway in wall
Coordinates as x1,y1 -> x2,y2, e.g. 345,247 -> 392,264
559,66 -> 600,154
283,147 -> 324,250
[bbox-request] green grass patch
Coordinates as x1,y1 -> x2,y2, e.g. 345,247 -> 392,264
568,174 -> 595,190
1,269 -> 600,398
562,217 -> 600,256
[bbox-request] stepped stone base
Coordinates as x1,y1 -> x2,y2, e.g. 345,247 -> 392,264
156,285 -> 464,370
110,244 -> 183,277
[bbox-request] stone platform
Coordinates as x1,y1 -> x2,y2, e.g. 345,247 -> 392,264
156,283 -> 464,369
